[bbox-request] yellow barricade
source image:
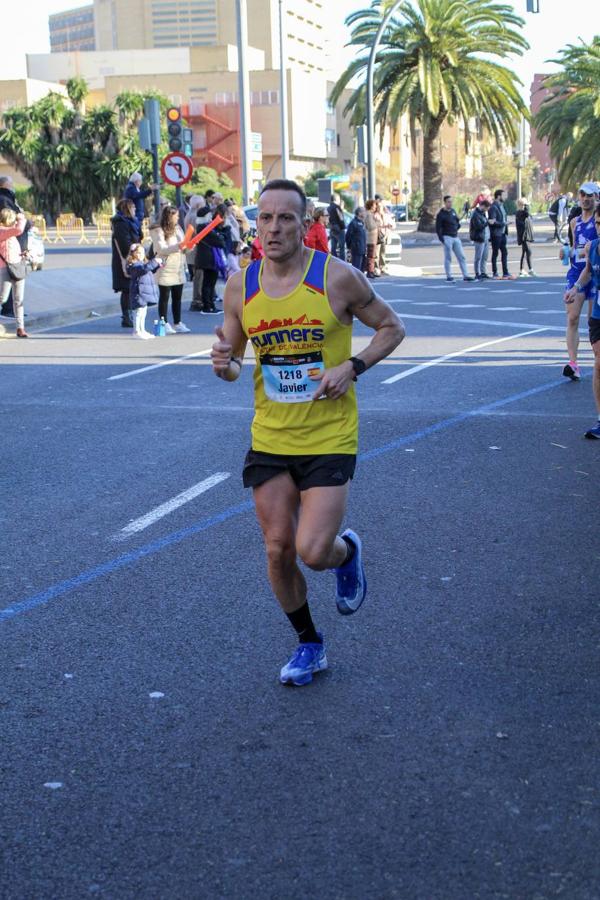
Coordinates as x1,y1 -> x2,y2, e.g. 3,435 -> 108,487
55,214 -> 90,245
93,214 -> 112,244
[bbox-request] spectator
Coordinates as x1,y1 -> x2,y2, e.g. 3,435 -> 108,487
374,195 -> 393,275
239,245 -> 252,269
515,198 -> 536,277
304,208 -> 329,254
251,236 -> 265,260
111,198 -> 141,328
488,188 -> 511,279
435,195 -> 473,282
223,200 -> 242,275
364,199 -> 379,279
548,195 -> 561,242
345,207 -> 367,271
327,193 -> 346,259
0,175 -> 31,318
229,203 -> 250,241
150,205 -> 189,334
194,208 -> 227,315
183,195 -> 206,309
469,198 -> 490,280
0,209 -> 28,337
124,172 -> 157,230
126,242 -> 162,340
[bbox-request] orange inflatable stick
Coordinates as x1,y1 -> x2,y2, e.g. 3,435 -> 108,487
186,214 -> 224,249
179,224 -> 195,249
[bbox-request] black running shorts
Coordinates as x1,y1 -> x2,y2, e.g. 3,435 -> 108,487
589,317 -> 600,346
242,449 -> 356,490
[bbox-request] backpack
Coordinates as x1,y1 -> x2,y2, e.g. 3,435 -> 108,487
549,199 -> 559,216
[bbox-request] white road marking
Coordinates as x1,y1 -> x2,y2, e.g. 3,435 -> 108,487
107,348 -> 212,381
115,472 -> 230,538
529,291 -> 559,295
384,309 -> 578,332
382,328 -> 548,384
488,306 -> 526,311
531,309 -> 564,314
451,304 -> 484,308
487,289 -> 524,294
409,301 -> 448,306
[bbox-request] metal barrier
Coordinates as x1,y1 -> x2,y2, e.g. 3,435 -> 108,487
93,214 -> 112,244
54,214 -> 90,245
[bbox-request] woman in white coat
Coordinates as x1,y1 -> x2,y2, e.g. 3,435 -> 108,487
150,206 -> 189,333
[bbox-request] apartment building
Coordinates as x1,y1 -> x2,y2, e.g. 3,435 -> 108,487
49,5 -> 96,53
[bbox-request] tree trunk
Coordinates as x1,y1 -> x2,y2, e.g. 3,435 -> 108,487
417,117 -> 445,233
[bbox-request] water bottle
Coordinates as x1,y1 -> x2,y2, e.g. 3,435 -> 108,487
561,243 -> 571,266
159,317 -> 167,337
153,318 -> 160,336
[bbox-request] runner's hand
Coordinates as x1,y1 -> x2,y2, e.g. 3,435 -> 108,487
311,361 -> 354,401
211,326 -> 233,373
564,288 -> 576,305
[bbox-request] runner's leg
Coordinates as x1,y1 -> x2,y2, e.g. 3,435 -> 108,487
252,472 -> 307,613
295,483 -> 350,571
565,292 -> 585,365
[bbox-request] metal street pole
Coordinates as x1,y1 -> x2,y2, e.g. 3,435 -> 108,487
235,0 -> 253,204
366,0 -> 404,199
278,0 -> 289,179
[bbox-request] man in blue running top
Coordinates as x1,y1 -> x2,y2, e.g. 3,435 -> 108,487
565,204 -> 600,438
562,183 -> 599,381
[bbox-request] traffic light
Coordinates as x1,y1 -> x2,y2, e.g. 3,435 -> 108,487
182,127 -> 193,158
166,106 -> 183,152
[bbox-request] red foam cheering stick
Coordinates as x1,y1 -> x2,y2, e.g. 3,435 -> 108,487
180,215 -> 224,250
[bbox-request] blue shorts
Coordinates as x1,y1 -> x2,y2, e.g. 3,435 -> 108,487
565,266 -> 597,299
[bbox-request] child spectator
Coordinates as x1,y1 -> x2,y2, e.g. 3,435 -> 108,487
126,243 -> 162,340
304,208 -> 329,254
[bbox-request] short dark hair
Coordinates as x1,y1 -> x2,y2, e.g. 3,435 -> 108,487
443,195 -> 452,202
259,179 -> 307,216
480,199 -> 490,208
205,189 -> 215,199
494,189 -> 504,199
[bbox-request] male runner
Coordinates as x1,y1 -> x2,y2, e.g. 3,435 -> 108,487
561,183 -> 599,381
565,204 -> 600,438
211,179 -> 405,686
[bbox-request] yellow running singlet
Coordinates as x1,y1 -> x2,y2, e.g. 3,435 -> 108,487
241,250 -> 358,455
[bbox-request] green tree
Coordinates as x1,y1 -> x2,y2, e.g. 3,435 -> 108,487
0,82 -> 168,221
330,0 -> 529,231
189,166 -> 242,204
533,38 -> 600,188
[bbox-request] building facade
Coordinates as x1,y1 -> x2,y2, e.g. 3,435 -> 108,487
49,5 -> 96,53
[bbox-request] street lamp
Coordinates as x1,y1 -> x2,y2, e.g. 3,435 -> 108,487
278,0 -> 289,179
366,0 -> 405,199
235,0 -> 253,204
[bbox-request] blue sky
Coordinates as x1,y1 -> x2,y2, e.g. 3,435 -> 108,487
0,0 -> 595,101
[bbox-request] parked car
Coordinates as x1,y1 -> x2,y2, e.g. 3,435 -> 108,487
390,203 -> 407,222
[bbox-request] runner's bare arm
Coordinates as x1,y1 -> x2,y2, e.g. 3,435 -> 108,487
311,260 -> 405,401
211,271 -> 248,381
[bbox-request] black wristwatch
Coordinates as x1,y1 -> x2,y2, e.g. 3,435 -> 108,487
349,356 -> 367,380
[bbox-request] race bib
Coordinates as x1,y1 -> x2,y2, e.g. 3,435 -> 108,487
575,245 -> 587,263
261,351 -> 324,403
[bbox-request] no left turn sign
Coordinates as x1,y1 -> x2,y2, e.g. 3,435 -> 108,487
160,152 -> 194,186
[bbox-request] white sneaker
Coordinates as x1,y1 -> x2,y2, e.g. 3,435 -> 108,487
133,330 -> 155,340
174,322 -> 191,333
518,271 -> 529,278
164,322 -> 176,335
528,270 -> 537,277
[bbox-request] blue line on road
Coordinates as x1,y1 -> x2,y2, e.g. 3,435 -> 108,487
0,375 -> 582,626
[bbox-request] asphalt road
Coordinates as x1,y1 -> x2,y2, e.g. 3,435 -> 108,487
1,251 -> 599,899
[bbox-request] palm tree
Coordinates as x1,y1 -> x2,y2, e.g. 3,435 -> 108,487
533,39 -> 600,188
330,0 -> 529,231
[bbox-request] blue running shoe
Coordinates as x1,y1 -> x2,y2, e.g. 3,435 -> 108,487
584,422 -> 600,439
334,529 -> 367,615
279,635 -> 327,686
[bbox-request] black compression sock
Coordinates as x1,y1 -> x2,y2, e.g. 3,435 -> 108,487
342,535 -> 355,564
285,602 -> 321,644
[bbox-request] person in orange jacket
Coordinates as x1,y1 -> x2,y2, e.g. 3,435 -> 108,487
304,208 -> 329,254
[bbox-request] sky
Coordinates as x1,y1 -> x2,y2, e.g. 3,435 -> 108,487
0,0 -> 595,101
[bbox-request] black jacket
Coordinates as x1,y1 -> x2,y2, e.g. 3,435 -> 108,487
469,208 -> 489,243
194,226 -> 226,270
327,202 -> 346,234
345,216 -> 366,255
0,187 -> 30,250
515,209 -> 534,245
435,207 -> 461,241
489,200 -> 508,236
111,213 -> 142,292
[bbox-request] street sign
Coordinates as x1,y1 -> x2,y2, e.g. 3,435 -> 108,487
391,187 -> 400,197
160,152 -> 193,186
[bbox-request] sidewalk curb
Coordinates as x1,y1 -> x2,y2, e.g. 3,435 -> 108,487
0,296 -> 121,336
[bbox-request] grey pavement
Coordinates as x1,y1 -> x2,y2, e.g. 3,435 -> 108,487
1,253 -> 599,898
